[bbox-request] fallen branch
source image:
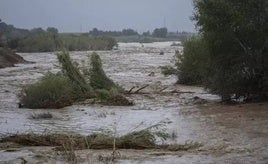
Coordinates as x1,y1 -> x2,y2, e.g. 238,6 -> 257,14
134,84 -> 150,94
158,87 -> 168,93
127,86 -> 136,94
170,90 -> 195,94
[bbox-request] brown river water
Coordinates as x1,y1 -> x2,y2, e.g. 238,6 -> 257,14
0,42 -> 267,163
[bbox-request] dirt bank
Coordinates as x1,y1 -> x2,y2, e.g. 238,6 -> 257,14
0,47 -> 29,68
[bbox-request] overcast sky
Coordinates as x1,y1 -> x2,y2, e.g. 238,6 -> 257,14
0,0 -> 195,33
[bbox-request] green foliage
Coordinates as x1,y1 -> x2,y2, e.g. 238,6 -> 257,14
160,66 -> 177,76
95,88 -> 119,102
46,27 -> 58,35
122,28 -> 138,36
17,34 -> 60,52
192,0 -> 268,101
176,36 -> 209,85
57,51 -> 93,98
20,73 -> 74,109
16,34 -> 117,52
88,52 -> 119,90
60,35 -> 117,51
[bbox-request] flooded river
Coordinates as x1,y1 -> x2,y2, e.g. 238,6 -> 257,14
0,42 -> 267,163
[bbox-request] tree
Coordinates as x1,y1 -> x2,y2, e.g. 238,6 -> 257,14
193,0 -> 268,101
30,27 -> 45,35
142,31 -> 150,36
152,27 -> 168,38
90,28 -> 100,36
46,27 -> 58,35
122,28 -> 138,36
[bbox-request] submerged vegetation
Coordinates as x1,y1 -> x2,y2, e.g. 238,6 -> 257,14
19,51 -> 132,109
0,130 -> 201,151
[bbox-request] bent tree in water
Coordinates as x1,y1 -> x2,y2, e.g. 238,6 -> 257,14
20,51 -> 131,109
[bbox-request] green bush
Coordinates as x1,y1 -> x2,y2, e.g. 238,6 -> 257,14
176,36 -> 209,85
20,73 -> 74,109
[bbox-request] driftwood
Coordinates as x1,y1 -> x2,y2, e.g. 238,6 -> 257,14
134,84 -> 149,93
127,86 -> 136,94
127,85 -> 196,95
170,90 -> 195,94
127,85 -> 150,94
158,87 -> 168,93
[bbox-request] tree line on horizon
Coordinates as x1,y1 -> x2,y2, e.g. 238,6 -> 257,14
0,20 -> 195,52
0,21 -> 117,52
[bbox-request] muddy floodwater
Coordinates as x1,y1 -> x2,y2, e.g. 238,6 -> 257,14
0,42 -> 267,163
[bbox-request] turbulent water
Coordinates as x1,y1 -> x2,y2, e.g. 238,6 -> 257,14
0,42 -> 267,163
